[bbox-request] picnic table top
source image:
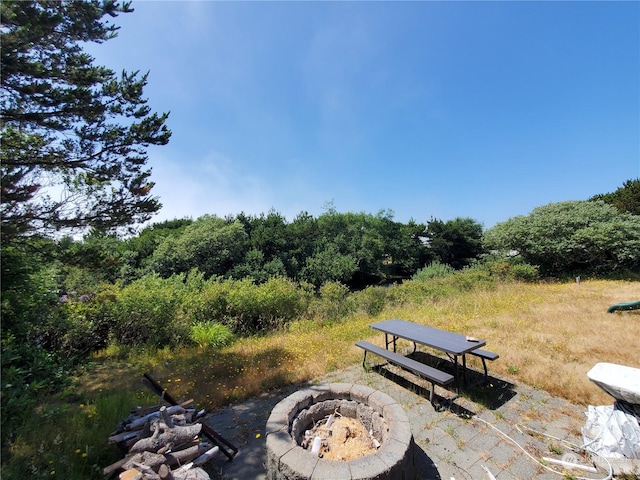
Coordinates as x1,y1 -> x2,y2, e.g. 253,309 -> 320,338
369,318 -> 486,356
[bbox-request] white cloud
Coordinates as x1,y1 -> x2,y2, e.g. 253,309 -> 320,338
148,149 -> 276,223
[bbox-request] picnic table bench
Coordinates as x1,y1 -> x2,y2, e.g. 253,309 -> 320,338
356,340 -> 455,405
356,319 -> 499,406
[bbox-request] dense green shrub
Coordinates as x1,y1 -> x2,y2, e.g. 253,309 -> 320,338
105,274 -> 190,347
225,277 -> 312,333
55,296 -> 110,359
387,277 -> 451,306
484,200 -> 640,276
448,268 -> 494,291
313,281 -> 354,321
509,263 -> 540,282
412,261 -> 455,281
188,276 -> 312,334
189,321 -> 236,349
187,277 -> 234,325
483,257 -> 540,283
352,285 -> 388,316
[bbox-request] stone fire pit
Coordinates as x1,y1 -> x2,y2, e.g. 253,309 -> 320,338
265,383 -> 415,480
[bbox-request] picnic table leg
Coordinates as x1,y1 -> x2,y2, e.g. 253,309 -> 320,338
454,355 -> 465,389
462,355 -> 468,386
384,333 -> 398,352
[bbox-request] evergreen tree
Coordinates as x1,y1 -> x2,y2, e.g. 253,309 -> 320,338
590,178 -> 640,215
1,0 -> 171,241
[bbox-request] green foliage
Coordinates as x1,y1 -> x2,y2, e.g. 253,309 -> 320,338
150,216 -> 248,279
352,285 -> 389,316
314,209 -> 428,287
300,243 -> 358,287
54,295 -> 109,359
484,200 -> 640,277
186,276 -> 312,334
448,268 -> 494,291
590,178 -> 640,215
425,217 -> 484,269
1,0 -> 171,239
508,263 -> 540,282
105,274 -> 190,347
224,277 -> 312,333
228,248 -> 288,283
412,261 -> 456,281
1,332 -> 72,452
313,281 -> 354,322
0,243 -> 77,451
2,389 -> 144,480
479,254 -> 541,283
187,276 -> 234,324
189,321 -> 235,349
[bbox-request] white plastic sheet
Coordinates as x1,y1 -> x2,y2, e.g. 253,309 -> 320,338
582,403 -> 640,459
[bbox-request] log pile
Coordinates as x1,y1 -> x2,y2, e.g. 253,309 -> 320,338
104,402 -> 219,480
104,374 -> 238,480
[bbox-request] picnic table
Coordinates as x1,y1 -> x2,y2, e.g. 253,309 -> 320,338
356,319 -> 499,406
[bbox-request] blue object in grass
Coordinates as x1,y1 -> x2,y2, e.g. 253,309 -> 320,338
607,300 -> 640,313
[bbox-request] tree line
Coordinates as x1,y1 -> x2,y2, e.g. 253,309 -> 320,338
58,209 -> 485,293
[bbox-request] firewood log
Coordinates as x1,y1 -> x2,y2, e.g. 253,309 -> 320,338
131,462 -> 161,480
130,424 -> 202,453
160,406 -> 174,428
158,465 -> 173,480
104,457 -> 129,476
122,451 -> 166,471
127,406 -> 186,431
191,446 -> 219,468
164,443 -> 209,467
109,430 -> 140,444
119,468 -> 143,480
170,467 -> 210,480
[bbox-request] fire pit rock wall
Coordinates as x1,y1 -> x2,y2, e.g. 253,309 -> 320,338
265,383 -> 415,480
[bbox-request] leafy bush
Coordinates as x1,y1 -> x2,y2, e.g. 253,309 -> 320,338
187,276 -> 311,334
313,281 -> 354,322
189,321 -> 235,349
412,261 -> 455,281
106,274 -> 190,347
485,259 -> 539,282
300,245 -> 358,287
449,268 -> 494,291
385,279 -> 445,306
187,277 -> 234,325
484,200 -> 640,276
389,267 -> 496,306
226,277 -> 312,333
509,263 -> 540,282
56,293 -> 112,359
352,285 -> 388,316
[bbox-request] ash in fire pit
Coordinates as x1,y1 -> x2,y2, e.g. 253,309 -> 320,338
301,412 -> 382,461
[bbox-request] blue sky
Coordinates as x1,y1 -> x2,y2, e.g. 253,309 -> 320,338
89,1 -> 639,229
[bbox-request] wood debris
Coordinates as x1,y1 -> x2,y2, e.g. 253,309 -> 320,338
104,402 -> 217,480
103,374 -> 238,480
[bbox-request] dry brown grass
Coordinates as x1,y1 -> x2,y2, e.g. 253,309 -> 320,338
84,279 -> 639,409
386,279 -> 640,405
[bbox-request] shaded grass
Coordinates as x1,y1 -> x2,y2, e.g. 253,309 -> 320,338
3,278 -> 639,479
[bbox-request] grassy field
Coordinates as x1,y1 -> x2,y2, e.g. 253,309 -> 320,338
96,278 -> 638,408
3,278 -> 639,479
